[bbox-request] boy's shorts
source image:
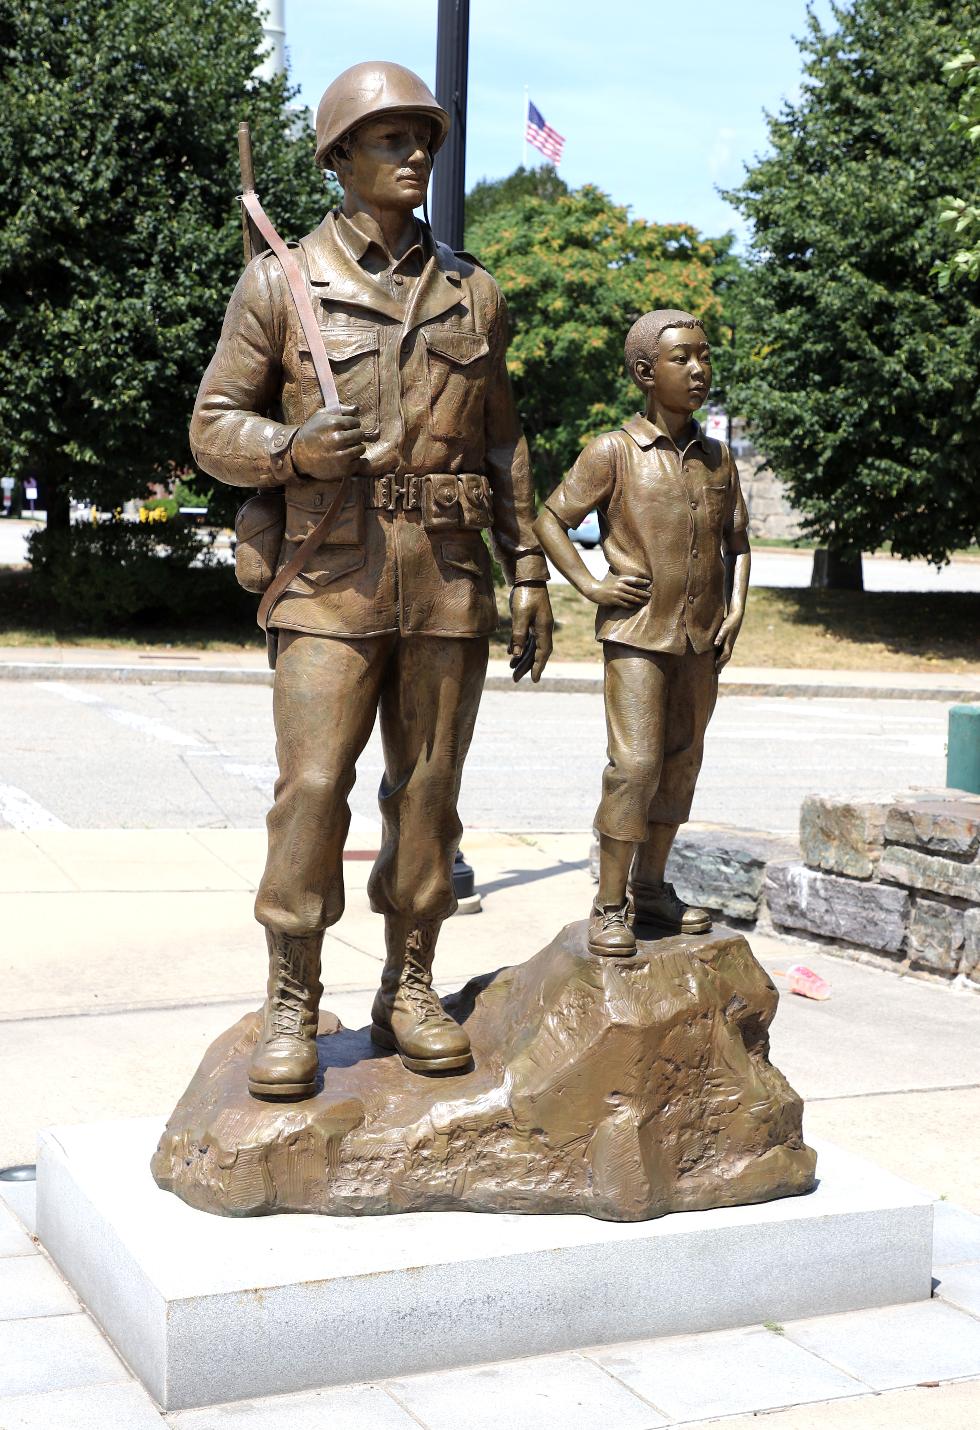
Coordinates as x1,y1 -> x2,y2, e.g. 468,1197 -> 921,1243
594,640 -> 719,843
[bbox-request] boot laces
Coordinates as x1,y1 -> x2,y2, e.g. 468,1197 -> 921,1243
271,966 -> 310,1037
598,901 -> 629,931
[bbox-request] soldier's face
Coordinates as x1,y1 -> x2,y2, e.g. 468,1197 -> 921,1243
346,116 -> 433,212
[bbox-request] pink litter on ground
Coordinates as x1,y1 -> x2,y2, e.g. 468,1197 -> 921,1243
774,964 -> 832,1000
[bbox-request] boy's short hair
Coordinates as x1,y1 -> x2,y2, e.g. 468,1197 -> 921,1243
624,309 -> 706,386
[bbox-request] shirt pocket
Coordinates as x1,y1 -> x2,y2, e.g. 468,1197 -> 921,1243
303,323 -> 381,438
284,480 -> 363,548
422,326 -> 489,440
702,482 -> 729,525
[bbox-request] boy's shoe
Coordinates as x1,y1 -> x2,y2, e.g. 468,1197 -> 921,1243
630,879 -> 712,934
588,899 -> 637,957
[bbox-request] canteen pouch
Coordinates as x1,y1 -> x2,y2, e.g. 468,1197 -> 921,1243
234,491 -> 285,593
421,474 -> 493,531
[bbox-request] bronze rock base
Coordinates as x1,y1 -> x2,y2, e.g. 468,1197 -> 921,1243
151,922 -> 817,1219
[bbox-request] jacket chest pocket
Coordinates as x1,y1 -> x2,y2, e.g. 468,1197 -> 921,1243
422,326 -> 489,440
301,324 -> 381,438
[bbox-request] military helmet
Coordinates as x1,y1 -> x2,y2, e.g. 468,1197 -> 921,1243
314,62 -> 450,169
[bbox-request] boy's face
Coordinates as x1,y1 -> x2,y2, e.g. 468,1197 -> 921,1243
636,326 -> 712,414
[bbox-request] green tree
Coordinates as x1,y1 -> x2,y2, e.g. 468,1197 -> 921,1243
935,47 -> 980,288
0,0 -> 337,531
726,0 -> 980,580
465,164 -> 570,235
468,182 -> 729,498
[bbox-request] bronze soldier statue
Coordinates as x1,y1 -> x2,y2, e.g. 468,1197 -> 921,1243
535,310 -> 751,957
190,62 -> 553,1097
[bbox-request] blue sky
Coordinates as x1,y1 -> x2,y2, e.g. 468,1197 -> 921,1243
284,0 -> 839,242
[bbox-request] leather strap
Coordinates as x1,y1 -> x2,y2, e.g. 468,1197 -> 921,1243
241,192 -> 350,632
240,192 -> 340,414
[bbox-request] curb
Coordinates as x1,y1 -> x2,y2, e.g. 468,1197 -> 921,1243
0,660 -> 976,702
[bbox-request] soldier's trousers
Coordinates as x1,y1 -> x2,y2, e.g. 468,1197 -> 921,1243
595,640 -> 719,844
255,630 -> 489,938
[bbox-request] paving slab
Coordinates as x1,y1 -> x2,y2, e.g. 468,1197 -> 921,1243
26,829 -> 253,893
586,1323 -> 866,1421
167,1383 -> 422,1429
934,1202 -> 980,1267
0,1382 -> 166,1428
675,1377 -> 980,1429
385,1351 -> 663,1430
0,1313 -> 128,1398
0,1256 -> 78,1320
0,832 -> 75,892
937,1263 -> 980,1318
0,1182 -> 37,1235
0,1201 -> 35,1258
783,1300 -> 980,1391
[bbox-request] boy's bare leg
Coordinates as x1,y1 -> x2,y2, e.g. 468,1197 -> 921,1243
590,834 -> 637,956
630,822 -> 678,886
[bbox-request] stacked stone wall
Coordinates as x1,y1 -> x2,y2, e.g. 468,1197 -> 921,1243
657,788 -> 980,987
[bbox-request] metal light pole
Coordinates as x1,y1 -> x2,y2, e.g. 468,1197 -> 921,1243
431,0 -> 470,250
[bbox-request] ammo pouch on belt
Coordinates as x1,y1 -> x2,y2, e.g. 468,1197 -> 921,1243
419,473 -> 493,530
234,490 -> 285,594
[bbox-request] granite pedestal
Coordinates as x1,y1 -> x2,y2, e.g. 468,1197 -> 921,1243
37,1120 -> 933,1412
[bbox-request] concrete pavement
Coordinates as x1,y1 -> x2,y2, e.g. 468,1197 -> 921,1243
1,825 -> 979,1427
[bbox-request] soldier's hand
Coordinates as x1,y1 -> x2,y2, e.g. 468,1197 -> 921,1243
291,405 -> 365,481
510,584 -> 554,683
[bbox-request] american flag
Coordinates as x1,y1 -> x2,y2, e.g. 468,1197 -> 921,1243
525,101 -> 565,165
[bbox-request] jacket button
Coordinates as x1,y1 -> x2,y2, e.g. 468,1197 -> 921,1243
690,499 -> 697,510
272,432 -> 285,449
314,493 -> 323,507
691,549 -> 699,558
393,273 -> 404,286
688,594 -> 695,604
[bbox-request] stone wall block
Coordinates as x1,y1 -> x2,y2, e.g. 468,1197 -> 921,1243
963,908 -> 980,984
666,829 -> 798,921
879,845 -> 980,902
884,792 -> 980,857
907,898 -> 965,976
799,794 -> 890,879
764,861 -> 909,953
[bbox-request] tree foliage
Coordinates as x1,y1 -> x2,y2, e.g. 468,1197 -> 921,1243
467,181 -> 730,497
0,0 -> 337,524
465,164 -> 570,234
935,47 -> 980,288
726,0 -> 980,565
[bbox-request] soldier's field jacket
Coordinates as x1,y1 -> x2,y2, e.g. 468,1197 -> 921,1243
189,211 -> 547,638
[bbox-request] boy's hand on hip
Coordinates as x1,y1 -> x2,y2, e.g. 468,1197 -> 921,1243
714,612 -> 743,671
586,573 -> 650,608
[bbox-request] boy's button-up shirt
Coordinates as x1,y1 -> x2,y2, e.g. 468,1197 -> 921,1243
545,413 -> 748,655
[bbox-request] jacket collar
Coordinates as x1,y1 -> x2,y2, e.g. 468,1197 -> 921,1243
622,412 -> 711,454
301,211 -> 463,332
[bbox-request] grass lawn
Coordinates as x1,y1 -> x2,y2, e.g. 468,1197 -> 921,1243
0,567 -> 976,673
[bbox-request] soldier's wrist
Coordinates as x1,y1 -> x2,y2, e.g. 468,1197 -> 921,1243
270,424 -> 301,480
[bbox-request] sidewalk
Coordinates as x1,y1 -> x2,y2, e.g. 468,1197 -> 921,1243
1,827 -> 979,1425
1,643 -> 978,700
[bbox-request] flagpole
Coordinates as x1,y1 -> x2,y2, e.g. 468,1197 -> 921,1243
522,84 -> 528,168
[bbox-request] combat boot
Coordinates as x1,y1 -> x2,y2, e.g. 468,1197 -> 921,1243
630,879 -> 711,934
370,917 -> 471,1073
248,930 -> 323,1100
588,899 -> 637,957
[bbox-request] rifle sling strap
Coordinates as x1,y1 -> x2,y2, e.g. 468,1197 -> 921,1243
240,191 -> 350,633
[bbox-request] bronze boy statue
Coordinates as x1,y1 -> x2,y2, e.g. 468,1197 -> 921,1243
190,63 -> 553,1096
535,309 -> 750,957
